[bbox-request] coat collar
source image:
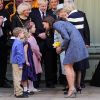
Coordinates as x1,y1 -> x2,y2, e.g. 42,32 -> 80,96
69,9 -> 78,16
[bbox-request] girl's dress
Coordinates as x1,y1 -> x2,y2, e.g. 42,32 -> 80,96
28,35 -> 42,74
22,41 -> 37,81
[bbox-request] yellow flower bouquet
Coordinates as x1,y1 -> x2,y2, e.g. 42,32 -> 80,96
53,41 -> 61,48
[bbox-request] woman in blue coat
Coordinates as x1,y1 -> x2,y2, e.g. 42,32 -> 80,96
42,16 -> 89,98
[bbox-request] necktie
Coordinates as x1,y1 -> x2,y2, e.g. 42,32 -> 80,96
42,12 -> 45,19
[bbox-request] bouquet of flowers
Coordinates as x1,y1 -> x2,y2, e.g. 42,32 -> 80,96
53,41 -> 61,48
53,30 -> 62,48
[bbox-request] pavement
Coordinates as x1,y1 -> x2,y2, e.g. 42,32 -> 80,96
0,84 -> 100,100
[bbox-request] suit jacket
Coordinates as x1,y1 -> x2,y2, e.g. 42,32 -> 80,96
30,8 -> 45,37
47,9 -> 57,19
30,8 -> 56,51
30,8 -> 47,53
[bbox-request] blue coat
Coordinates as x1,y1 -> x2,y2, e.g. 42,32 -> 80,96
53,21 -> 89,64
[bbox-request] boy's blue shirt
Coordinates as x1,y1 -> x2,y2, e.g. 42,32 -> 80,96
10,38 -> 25,68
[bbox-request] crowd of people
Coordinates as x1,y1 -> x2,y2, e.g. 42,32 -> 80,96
0,0 -> 90,98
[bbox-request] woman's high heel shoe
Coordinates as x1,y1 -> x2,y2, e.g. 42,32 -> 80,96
76,87 -> 82,94
64,89 -> 77,98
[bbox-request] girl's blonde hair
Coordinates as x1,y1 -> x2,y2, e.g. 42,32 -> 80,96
17,2 -> 31,15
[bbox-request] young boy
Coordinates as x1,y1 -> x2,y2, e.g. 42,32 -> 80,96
10,27 -> 26,98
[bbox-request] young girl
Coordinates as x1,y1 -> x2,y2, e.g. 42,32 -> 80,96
24,21 -> 42,92
22,29 -> 37,96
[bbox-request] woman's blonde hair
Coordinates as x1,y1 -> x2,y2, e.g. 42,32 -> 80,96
17,2 -> 31,15
64,0 -> 76,13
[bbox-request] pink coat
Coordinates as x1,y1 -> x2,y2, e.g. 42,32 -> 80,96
28,35 -> 42,74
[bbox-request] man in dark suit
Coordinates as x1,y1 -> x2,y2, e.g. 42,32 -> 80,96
0,0 -> 12,88
30,0 -> 57,88
30,0 -> 47,42
29,0 -> 47,88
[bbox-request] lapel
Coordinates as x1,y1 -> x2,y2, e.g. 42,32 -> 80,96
38,10 -> 43,21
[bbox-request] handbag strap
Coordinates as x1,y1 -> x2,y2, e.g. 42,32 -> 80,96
17,15 -> 25,27
17,15 -> 32,28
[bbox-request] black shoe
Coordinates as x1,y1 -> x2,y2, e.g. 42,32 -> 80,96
81,84 -> 85,88
28,91 -> 34,95
15,94 -> 28,98
76,87 -> 82,94
23,91 -> 29,97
